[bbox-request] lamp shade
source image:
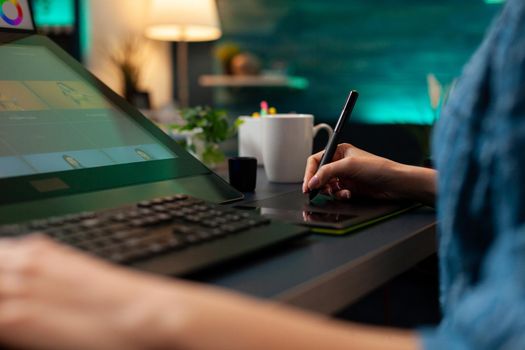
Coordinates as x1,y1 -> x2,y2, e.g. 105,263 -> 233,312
145,0 -> 222,42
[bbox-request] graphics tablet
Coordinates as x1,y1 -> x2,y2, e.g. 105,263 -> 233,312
239,191 -> 419,235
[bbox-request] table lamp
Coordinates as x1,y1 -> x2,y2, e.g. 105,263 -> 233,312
145,0 -> 222,108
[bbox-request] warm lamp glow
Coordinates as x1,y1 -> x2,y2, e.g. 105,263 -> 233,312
146,0 -> 222,42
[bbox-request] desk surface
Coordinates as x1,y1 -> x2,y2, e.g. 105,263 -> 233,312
194,168 -> 437,314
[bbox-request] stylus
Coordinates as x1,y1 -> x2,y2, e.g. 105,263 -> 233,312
309,90 -> 359,202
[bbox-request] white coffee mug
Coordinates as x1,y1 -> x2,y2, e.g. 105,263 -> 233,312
262,114 -> 333,183
238,116 -> 264,165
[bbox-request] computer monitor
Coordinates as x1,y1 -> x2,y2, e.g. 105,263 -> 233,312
0,32 -> 242,219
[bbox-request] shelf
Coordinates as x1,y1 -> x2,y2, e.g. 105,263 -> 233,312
198,74 -> 309,90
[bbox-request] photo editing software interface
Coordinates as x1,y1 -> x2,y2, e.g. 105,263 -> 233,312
0,44 -> 177,179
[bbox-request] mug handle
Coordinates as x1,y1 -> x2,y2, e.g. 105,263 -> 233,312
313,123 -> 334,139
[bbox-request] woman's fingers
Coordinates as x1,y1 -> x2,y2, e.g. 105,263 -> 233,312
302,151 -> 323,193
333,189 -> 352,200
302,144 -> 352,193
307,157 -> 358,191
0,235 -> 172,350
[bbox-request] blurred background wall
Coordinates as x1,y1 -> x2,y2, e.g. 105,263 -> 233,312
33,0 -> 173,109
210,0 -> 499,124
86,0 -> 173,109
32,0 -> 504,163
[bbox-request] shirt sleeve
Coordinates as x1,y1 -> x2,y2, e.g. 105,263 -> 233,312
420,1 -> 525,347
419,225 -> 525,349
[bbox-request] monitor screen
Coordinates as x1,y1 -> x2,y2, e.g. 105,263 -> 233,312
0,34 -> 238,208
0,43 -> 177,179
0,0 -> 34,30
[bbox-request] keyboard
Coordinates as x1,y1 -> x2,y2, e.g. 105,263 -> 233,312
0,195 -> 307,276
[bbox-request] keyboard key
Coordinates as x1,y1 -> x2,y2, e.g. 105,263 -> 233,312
172,225 -> 195,235
76,241 -> 100,252
170,210 -> 186,219
147,242 -> 165,254
221,223 -> 244,234
156,213 -> 172,222
112,213 -> 128,222
181,208 -> 196,215
166,202 -> 184,210
151,198 -> 164,205
28,220 -> 49,230
130,219 -> 146,227
143,217 -> 161,226
47,217 -> 67,226
127,211 -> 141,219
185,215 -> 203,223
202,219 -> 220,228
210,228 -> 226,237
138,200 -> 154,208
139,208 -> 154,216
81,218 -> 102,229
196,231 -> 213,241
215,217 -> 228,225
105,223 -> 128,232
174,194 -> 189,201
79,212 -> 96,220
0,224 -> 23,237
185,234 -> 202,244
208,210 -> 222,217
165,237 -> 185,249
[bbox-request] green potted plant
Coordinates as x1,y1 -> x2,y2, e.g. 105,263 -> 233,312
169,106 -> 243,168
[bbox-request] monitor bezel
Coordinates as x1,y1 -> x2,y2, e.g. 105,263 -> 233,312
0,33 -> 219,205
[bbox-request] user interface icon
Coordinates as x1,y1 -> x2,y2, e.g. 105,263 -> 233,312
0,0 -> 23,26
0,0 -> 32,30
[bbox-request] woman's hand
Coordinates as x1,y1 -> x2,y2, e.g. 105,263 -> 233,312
303,143 -> 437,205
0,235 -> 192,350
0,235 -> 419,350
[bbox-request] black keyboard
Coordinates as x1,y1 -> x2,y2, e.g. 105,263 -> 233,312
0,195 -> 307,276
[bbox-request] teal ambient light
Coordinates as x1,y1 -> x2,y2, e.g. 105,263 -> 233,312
31,0 -> 91,58
32,0 -> 74,27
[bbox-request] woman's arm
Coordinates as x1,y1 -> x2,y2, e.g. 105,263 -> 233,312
162,280 -> 419,350
392,164 -> 437,207
0,236 -> 420,350
303,143 -> 437,207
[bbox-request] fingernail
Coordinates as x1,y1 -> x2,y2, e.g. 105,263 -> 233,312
308,175 -> 320,189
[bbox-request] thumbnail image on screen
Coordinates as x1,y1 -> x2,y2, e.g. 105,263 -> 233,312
0,44 -> 177,180
0,0 -> 34,30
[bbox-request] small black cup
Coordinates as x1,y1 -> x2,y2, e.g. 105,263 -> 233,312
228,157 -> 257,192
